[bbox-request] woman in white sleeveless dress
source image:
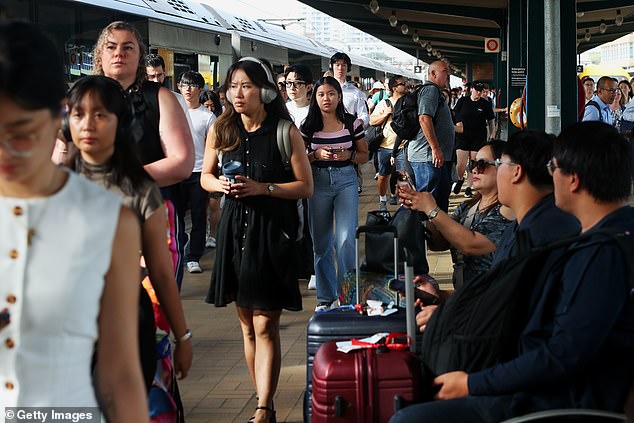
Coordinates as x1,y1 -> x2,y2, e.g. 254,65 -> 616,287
0,21 -> 148,422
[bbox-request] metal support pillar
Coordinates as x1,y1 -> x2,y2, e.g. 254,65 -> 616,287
506,0 -> 527,137
544,0 -> 561,134
559,0 -> 578,129
527,0 -> 545,130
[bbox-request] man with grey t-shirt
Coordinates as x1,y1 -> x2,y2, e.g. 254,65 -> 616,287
408,61 -> 455,212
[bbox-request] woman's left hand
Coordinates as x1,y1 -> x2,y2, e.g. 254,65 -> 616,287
231,175 -> 267,198
173,339 -> 193,380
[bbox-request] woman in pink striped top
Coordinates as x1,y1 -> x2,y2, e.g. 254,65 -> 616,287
300,76 -> 369,311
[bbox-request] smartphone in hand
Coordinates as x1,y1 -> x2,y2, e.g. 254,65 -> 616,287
397,170 -> 414,192
389,278 -> 440,306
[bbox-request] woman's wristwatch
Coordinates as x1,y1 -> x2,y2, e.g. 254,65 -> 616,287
427,206 -> 441,220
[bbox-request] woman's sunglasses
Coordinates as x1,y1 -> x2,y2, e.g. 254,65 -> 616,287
467,159 -> 496,173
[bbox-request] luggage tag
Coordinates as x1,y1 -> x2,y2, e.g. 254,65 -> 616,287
336,332 -> 389,353
366,300 -> 398,316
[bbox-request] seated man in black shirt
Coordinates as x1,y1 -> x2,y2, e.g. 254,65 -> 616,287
390,122 -> 634,422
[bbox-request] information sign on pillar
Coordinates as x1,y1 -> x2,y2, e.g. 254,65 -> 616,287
484,38 -> 501,53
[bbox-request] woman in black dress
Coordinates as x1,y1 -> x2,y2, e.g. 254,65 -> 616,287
201,58 -> 312,423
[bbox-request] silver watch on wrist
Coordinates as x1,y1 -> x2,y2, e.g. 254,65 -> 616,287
427,206 -> 441,220
267,184 -> 275,195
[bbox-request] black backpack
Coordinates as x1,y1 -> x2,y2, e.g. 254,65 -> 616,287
390,83 -> 443,141
421,229 -> 634,377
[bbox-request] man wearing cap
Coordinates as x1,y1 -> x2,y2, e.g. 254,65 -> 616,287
452,81 -> 496,197
367,80 -> 389,113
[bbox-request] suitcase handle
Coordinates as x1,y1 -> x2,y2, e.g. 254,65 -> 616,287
356,225 -> 398,238
355,225 -> 399,304
385,332 -> 411,351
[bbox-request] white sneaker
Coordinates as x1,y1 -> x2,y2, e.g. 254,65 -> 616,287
187,261 -> 202,273
314,300 -> 338,312
206,235 -> 216,249
308,275 -> 316,290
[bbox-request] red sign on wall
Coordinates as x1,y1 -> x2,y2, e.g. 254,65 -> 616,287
484,38 -> 500,53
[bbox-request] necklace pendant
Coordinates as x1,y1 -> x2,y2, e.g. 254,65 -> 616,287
27,228 -> 36,247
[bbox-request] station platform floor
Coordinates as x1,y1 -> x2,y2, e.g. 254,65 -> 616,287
178,162 -> 463,423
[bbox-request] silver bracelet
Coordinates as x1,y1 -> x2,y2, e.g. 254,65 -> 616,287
173,329 -> 192,344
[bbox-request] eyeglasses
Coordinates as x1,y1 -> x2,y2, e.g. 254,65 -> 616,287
494,158 -> 519,168
285,81 -> 307,89
0,133 -> 37,158
277,82 -> 286,90
179,83 -> 200,90
394,82 -> 407,87
601,88 -> 619,94
546,159 -> 559,175
467,159 -> 496,173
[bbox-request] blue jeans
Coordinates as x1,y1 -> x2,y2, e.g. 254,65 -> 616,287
409,161 -> 451,212
388,396 -> 513,423
181,172 -> 208,262
308,165 -> 359,303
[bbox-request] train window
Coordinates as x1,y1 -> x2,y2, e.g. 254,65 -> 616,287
38,1 -> 76,79
1,0 -> 31,20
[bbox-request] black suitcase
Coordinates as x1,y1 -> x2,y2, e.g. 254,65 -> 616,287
304,225 -> 411,422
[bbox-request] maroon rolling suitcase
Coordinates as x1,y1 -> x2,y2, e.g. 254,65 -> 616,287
311,340 -> 422,423
311,262 -> 422,423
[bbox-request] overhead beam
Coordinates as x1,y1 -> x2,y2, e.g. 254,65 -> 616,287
340,17 -> 500,38
577,1 -> 634,12
577,17 -> 634,29
312,0 -> 506,25
415,36 -> 483,48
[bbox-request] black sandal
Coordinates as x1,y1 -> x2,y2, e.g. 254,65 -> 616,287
254,406 -> 276,423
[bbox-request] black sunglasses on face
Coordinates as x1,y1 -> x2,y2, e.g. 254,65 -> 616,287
394,82 -> 407,87
467,159 -> 496,173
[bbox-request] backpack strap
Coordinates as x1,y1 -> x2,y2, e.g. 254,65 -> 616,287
344,113 -> 357,142
276,119 -> 293,170
420,82 -> 444,124
586,100 -> 603,122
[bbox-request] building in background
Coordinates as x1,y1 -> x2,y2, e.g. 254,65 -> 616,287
580,32 -> 634,77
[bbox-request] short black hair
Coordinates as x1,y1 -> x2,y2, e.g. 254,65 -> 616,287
179,71 -> 205,88
504,130 -> 556,189
284,64 -> 313,85
330,52 -> 351,70
0,21 -> 66,114
146,54 -> 165,69
581,76 -> 594,84
67,76 -> 152,195
487,140 -> 506,160
596,76 -> 616,90
388,75 -> 405,90
554,122 -> 632,202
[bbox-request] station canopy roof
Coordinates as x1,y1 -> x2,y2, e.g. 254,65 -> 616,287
297,0 -> 634,75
